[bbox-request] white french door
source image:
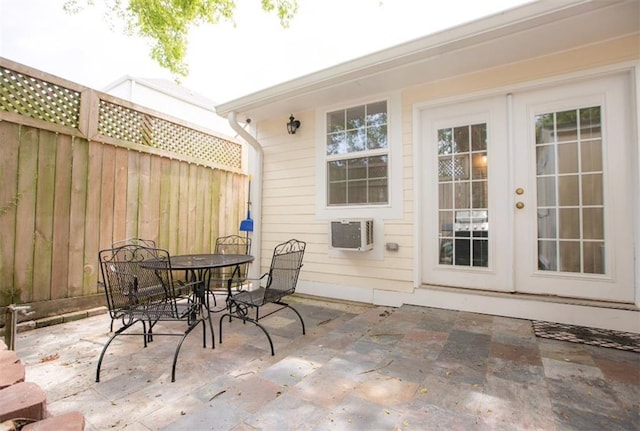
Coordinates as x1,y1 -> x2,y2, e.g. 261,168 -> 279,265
422,72 -> 635,302
421,96 -> 512,291
512,73 -> 634,302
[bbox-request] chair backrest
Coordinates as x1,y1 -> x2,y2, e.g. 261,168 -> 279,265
213,235 -> 252,285
265,239 -> 306,300
215,234 -> 251,255
99,245 -> 176,315
111,238 -> 158,254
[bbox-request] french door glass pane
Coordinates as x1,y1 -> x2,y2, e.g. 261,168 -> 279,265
438,123 -> 488,268
535,106 -> 605,274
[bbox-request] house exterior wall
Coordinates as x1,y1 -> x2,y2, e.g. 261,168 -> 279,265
252,35 -> 638,330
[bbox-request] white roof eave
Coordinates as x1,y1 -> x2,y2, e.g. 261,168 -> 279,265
215,0 -> 638,122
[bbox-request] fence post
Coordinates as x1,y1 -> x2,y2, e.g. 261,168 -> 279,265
78,89 -> 100,140
4,304 -> 32,350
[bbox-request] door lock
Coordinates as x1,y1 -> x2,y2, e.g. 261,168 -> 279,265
515,188 -> 524,195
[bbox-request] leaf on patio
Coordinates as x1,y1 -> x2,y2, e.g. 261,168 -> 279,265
359,359 -> 394,374
40,353 -> 59,362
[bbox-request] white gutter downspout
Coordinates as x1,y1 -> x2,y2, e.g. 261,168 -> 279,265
228,112 -> 263,278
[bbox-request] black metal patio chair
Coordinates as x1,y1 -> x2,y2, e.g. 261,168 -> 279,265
96,244 -> 214,383
206,234 -> 252,310
219,239 -> 306,355
103,238 -> 159,331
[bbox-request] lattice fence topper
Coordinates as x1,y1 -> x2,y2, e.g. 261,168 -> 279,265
98,99 -> 242,169
0,65 -> 243,170
0,66 -> 81,128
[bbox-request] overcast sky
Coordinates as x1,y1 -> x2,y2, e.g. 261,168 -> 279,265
1,0 -> 533,104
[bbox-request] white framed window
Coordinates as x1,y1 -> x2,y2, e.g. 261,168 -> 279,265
326,101 -> 389,206
316,93 -> 402,221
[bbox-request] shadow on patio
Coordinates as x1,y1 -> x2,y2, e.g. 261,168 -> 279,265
15,296 -> 639,430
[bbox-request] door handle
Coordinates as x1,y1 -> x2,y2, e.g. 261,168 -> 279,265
516,202 -> 525,209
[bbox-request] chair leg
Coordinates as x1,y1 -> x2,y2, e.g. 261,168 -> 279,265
171,322 -> 200,382
96,321 -> 137,382
203,307 -> 215,349
219,312 -> 275,356
275,301 -> 306,335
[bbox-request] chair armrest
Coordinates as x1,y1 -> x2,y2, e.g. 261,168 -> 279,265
228,272 -> 268,295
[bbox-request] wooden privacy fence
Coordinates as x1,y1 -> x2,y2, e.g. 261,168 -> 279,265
0,58 -> 248,316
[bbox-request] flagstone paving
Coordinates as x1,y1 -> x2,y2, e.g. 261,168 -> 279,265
15,297 -> 640,430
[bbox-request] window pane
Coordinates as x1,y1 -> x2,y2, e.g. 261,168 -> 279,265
439,211 -> 453,237
439,183 -> 453,209
438,128 -> 454,155
347,158 -> 366,179
439,239 -> 453,264
583,241 -> 605,274
367,125 -> 388,149
559,208 -> 580,239
453,155 -> 469,180
454,126 -> 469,152
327,110 -> 345,133
328,182 -> 346,205
439,156 -> 454,180
557,142 -> 578,174
472,153 -> 487,179
328,160 -> 346,181
537,177 -> 556,207
581,139 -> 602,172
558,175 -> 579,206
454,182 -> 470,208
366,101 -> 387,126
537,209 -> 557,239
327,132 -> 347,155
347,129 -> 366,152
368,178 -> 388,203
347,180 -> 367,203
559,241 -> 580,272
471,124 -> 486,151
580,107 -> 601,139
368,155 -> 387,178
583,207 -> 604,240
556,110 -> 578,142
454,238 -> 471,265
472,181 -> 487,208
538,240 -> 557,271
582,173 -> 602,206
535,113 -> 555,145
536,145 -> 555,175
346,106 -> 365,129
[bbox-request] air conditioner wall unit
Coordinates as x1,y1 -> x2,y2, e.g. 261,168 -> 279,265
330,219 -> 374,251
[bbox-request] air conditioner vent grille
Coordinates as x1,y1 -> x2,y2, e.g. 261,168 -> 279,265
330,219 -> 374,251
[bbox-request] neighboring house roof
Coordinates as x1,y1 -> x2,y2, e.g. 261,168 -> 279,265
103,75 -> 218,112
215,0 -> 639,123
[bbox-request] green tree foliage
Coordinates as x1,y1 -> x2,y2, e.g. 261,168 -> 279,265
64,0 -> 298,77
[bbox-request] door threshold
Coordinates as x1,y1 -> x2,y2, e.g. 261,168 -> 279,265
418,284 -> 639,311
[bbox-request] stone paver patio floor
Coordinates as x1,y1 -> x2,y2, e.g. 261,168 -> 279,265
15,296 -> 640,430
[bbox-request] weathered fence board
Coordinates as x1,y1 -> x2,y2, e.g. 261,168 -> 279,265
51,134 -> 72,300
32,129 -> 56,303
15,127 -> 38,303
0,123 -> 19,304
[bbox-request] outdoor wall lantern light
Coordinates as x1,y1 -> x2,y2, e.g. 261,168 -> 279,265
287,115 -> 301,134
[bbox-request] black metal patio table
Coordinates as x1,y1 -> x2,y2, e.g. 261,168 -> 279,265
167,253 -> 255,311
